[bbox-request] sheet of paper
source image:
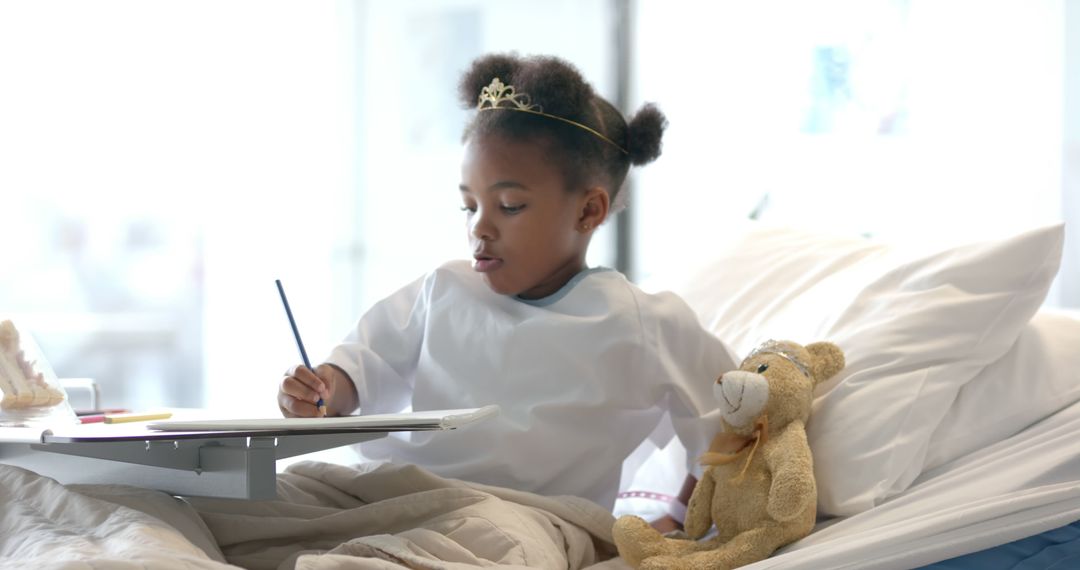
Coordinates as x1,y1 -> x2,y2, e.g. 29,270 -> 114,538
0,426 -> 50,444
146,405 -> 499,432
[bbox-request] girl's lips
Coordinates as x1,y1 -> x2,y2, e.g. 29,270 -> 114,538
473,257 -> 504,272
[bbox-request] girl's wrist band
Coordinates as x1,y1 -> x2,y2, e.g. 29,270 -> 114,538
617,490 -> 686,524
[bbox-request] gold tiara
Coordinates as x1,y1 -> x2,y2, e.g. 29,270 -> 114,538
477,77 -> 628,155
745,340 -> 812,378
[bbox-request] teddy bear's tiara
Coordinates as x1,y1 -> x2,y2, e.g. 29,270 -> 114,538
745,340 -> 811,378
476,77 -> 629,155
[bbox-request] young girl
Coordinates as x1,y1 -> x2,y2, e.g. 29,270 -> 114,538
277,53 -> 735,515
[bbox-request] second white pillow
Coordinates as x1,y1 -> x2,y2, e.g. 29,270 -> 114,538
922,309 -> 1080,472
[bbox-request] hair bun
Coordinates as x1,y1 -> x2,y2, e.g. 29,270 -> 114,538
459,53 -> 594,120
626,103 -> 667,166
458,53 -> 519,108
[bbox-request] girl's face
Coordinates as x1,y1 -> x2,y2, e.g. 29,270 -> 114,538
459,134 -> 601,299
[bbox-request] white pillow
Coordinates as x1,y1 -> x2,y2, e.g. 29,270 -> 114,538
672,222 -> 1064,516
922,309 -> 1080,472
668,222 -> 893,358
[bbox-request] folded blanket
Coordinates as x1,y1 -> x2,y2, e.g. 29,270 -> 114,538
186,460 -> 617,570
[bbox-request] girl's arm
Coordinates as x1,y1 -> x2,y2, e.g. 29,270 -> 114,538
323,272 -> 430,415
635,289 -> 736,532
278,269 -> 432,418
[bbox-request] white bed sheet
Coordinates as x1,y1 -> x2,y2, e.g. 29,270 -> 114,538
741,394 -> 1080,569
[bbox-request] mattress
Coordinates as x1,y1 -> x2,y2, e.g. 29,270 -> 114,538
919,518 -> 1080,569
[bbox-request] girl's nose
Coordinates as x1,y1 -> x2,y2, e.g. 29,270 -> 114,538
470,211 -> 496,241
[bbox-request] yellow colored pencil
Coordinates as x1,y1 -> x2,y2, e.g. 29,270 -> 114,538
104,411 -> 173,424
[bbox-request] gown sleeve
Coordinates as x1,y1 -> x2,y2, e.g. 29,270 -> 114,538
640,290 -> 739,477
322,272 -> 429,415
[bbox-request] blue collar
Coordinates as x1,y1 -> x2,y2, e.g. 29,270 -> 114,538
514,266 -> 614,307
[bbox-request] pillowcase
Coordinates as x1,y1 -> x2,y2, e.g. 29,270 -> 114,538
670,222 -> 1064,516
922,309 -> 1080,472
666,222 -> 893,358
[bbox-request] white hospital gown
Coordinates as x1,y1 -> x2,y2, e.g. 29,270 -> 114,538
324,260 -> 736,509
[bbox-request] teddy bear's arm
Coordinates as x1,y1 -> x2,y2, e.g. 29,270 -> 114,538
763,420 -> 816,523
683,467 -> 717,539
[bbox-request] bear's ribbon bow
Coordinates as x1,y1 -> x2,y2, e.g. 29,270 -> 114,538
698,415 -> 769,484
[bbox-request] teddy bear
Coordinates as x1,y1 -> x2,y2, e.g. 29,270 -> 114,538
612,339 -> 845,570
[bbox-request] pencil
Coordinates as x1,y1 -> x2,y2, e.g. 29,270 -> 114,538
275,279 -> 326,416
76,408 -> 130,417
103,411 -> 173,424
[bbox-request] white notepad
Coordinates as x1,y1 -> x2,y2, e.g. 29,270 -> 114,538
0,426 -> 49,443
147,405 -> 499,432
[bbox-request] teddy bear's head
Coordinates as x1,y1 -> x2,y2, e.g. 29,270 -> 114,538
715,340 -> 844,437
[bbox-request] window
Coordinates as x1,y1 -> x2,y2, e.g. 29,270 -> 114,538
0,0 -> 623,414
630,0 -> 1070,307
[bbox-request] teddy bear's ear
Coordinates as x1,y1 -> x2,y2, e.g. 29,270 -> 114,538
806,342 -> 845,384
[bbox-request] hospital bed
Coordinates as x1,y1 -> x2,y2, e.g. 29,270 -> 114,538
1,221 -> 1077,569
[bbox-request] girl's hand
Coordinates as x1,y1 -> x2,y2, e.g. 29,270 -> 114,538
278,364 -> 327,417
278,364 -> 356,418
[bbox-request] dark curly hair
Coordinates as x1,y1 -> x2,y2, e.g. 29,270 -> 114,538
458,53 -> 666,203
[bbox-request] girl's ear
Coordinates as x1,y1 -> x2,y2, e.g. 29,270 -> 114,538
578,187 -> 609,232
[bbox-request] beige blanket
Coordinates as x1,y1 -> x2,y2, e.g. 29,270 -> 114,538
188,461 -> 618,570
0,464 -> 232,569
0,461 -> 619,570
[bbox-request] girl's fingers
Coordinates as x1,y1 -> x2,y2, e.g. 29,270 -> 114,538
278,393 -> 319,418
279,364 -> 334,418
280,375 -> 322,405
287,365 -> 328,398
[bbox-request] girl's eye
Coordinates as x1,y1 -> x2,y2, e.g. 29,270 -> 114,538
460,205 -> 476,214
501,204 -> 525,214
756,363 -> 769,373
